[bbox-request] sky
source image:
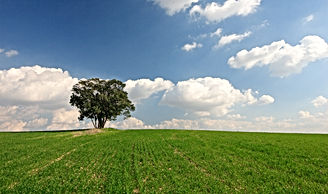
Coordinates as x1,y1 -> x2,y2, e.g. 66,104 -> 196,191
0,0 -> 328,133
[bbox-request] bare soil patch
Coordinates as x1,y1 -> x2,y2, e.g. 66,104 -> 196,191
72,128 -> 104,137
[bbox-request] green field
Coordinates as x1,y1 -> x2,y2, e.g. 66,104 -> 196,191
1,129 -> 327,193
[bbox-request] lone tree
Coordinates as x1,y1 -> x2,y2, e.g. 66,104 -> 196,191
70,78 -> 135,129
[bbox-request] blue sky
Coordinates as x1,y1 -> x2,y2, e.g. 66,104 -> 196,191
1,0 -> 328,132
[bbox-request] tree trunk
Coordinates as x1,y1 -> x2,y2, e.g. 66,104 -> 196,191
97,117 -> 106,129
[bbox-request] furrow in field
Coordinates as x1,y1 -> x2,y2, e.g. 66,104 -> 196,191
5,141 -> 92,191
130,143 -> 140,193
1,135 -> 89,190
164,138 -> 225,184
169,131 -> 327,192
29,148 -> 77,175
195,133 -> 328,187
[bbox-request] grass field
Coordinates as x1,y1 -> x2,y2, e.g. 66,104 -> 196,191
1,129 -> 327,193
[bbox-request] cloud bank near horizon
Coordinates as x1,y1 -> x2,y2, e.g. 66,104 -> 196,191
0,65 -> 327,133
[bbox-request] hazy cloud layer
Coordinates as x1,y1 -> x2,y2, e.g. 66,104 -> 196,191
303,14 -> 314,23
5,50 -> 19,57
108,117 -> 152,129
0,48 -> 19,57
190,0 -> 261,22
216,31 -> 251,48
312,96 -> 328,107
110,112 -> 328,133
228,35 -> 328,77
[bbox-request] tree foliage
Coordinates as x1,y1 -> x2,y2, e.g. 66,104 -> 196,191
70,78 -> 135,129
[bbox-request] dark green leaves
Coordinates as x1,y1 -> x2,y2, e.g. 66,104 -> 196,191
70,78 -> 135,128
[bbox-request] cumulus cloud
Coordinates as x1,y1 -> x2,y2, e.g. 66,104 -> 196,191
108,117 -> 152,129
0,105 -> 29,131
26,118 -> 48,129
181,42 -> 203,52
47,108 -> 91,130
124,78 -> 174,103
259,95 -> 275,105
0,66 -> 85,131
4,50 -> 19,57
0,105 -> 88,131
190,0 -> 261,22
0,120 -> 26,131
216,31 -> 251,48
228,35 -> 328,77
298,111 -> 314,119
0,66 -> 277,131
312,96 -> 328,107
1,69 -> 176,131
0,65 -> 78,107
154,118 -> 199,129
0,49 -> 4,53
160,77 -> 273,117
151,0 -> 199,16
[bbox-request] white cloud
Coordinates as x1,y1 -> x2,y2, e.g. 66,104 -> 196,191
303,14 -> 314,23
0,106 -> 19,119
259,95 -> 275,105
0,49 -> 4,53
0,67 -> 167,131
216,31 -> 251,48
0,65 -> 78,107
227,114 -> 246,120
107,113 -> 328,133
124,78 -> 174,103
0,66 -> 288,132
312,96 -> 328,107
151,0 -> 199,16
190,0 -> 261,22
152,117 -> 291,132
255,116 -> 274,122
0,120 -> 26,131
154,118 -> 199,129
108,117 -> 152,129
181,42 -> 203,52
4,50 -> 19,57
26,118 -> 48,129
298,111 -> 314,119
47,108 -> 91,130
210,28 -> 222,37
160,77 -> 272,117
0,66 -> 85,131
228,35 -> 328,77
243,89 -> 258,105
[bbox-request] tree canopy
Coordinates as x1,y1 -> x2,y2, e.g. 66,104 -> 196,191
69,78 -> 135,129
